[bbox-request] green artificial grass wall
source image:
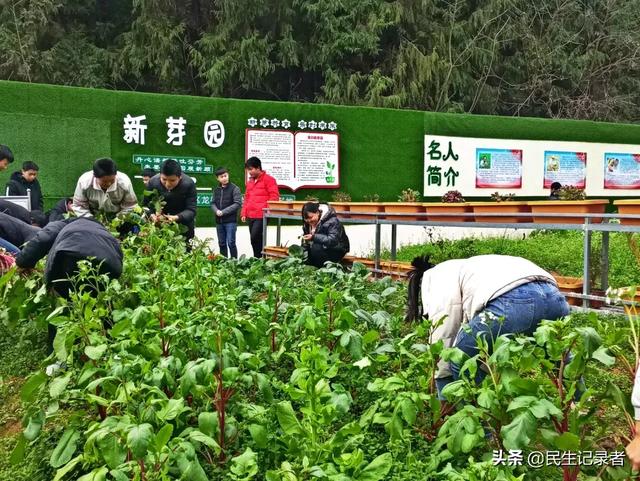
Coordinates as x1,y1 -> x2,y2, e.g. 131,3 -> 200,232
1,80 -> 640,225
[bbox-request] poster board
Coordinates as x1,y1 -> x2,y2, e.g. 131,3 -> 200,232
424,134 -> 640,196
245,129 -> 340,191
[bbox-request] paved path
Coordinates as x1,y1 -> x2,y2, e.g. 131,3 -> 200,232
195,224 -> 533,258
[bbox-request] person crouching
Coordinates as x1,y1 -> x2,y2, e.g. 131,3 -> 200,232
301,202 -> 350,268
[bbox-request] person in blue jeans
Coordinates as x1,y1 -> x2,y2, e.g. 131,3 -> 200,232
211,167 -> 242,258
405,254 -> 570,398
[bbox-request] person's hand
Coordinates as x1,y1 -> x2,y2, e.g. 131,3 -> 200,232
166,215 -> 179,223
302,234 -> 313,241
150,213 -> 159,223
627,431 -> 640,471
241,216 -> 246,223
216,210 -> 223,216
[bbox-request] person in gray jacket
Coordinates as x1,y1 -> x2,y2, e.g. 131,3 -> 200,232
211,167 -> 242,258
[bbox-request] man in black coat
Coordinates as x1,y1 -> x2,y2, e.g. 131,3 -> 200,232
0,212 -> 40,253
5,161 -> 44,211
144,159 -> 197,241
0,198 -> 32,224
46,197 -> 74,224
211,167 -> 242,258
301,202 -> 350,268
16,217 -> 123,298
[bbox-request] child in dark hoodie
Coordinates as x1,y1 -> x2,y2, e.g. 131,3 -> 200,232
6,161 -> 44,212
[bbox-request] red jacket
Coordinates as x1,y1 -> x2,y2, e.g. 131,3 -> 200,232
241,171 -> 280,219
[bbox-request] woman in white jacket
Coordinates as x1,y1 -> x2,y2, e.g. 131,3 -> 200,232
626,371 -> 640,470
405,254 -> 570,397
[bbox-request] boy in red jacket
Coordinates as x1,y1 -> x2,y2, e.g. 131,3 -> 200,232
241,157 -> 280,257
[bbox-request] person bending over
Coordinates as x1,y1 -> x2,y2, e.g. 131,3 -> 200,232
405,254 -> 570,398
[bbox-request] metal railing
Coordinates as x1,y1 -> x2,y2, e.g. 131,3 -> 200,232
263,207 -> 640,311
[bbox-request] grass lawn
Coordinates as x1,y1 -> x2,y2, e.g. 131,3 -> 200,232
386,230 -> 640,288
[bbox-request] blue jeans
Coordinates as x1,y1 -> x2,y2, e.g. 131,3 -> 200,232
0,237 -> 20,255
216,223 -> 238,258
438,280 -> 570,395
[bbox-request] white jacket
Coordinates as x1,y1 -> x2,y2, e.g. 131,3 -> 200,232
73,171 -> 138,217
633,368 -> 640,419
421,255 -> 555,378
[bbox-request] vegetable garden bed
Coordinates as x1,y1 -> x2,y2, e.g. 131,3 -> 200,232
0,224 -> 638,480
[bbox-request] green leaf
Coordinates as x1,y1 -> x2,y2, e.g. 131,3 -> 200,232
530,399 -> 562,419
249,424 -> 268,449
50,429 -> 81,468
357,453 -> 393,481
179,458 -> 208,481
131,305 -> 152,329
230,448 -> 258,478
188,430 -> 221,453
157,398 -> 186,422
506,396 -> 536,412
24,410 -> 45,441
97,433 -> 127,469
501,412 -> 536,450
49,373 -> 72,399
84,344 -> 107,360
10,434 -> 26,465
353,357 -> 371,369
399,398 -> 417,425
52,454 -> 83,481
21,371 -> 47,402
554,432 -> 581,451
591,346 -> 615,366
127,424 -> 153,459
77,467 -> 108,481
53,330 -> 68,362
198,412 -> 218,438
156,424 -> 173,451
275,401 -> 303,436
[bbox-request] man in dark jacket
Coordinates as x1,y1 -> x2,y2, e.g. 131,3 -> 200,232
301,202 -> 350,268
16,217 -> 123,352
211,167 -> 242,258
0,212 -> 40,254
16,217 -> 123,297
144,159 -> 197,241
0,145 -> 14,172
0,198 -> 32,224
46,198 -> 74,224
5,161 -> 44,211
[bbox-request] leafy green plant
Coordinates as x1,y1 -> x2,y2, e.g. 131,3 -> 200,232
490,192 -> 516,202
363,193 -> 380,202
332,191 -> 352,202
398,189 -> 421,202
558,186 -> 586,201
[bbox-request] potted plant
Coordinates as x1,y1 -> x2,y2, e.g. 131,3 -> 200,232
423,190 -> 471,222
330,191 -> 352,218
528,186 -> 609,224
384,188 -> 425,221
469,192 -> 531,223
614,199 -> 640,225
348,192 -> 384,220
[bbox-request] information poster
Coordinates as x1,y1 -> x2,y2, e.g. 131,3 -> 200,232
246,130 -> 295,184
543,151 -> 586,188
246,129 -> 339,190
475,148 -> 522,188
604,153 -> 640,189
